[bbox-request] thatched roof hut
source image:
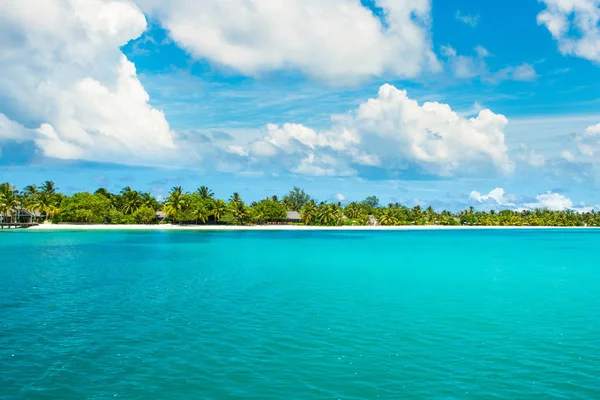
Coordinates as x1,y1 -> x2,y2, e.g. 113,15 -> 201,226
285,211 -> 301,222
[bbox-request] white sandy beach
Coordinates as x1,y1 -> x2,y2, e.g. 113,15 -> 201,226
26,224 -> 598,231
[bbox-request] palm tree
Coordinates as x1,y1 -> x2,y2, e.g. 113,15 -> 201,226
45,204 -> 60,221
425,206 -> 436,225
0,192 -> 6,223
164,186 -> 186,223
32,193 -> 52,221
300,200 -> 318,225
22,185 -> 38,198
95,188 -> 113,199
140,193 -> 159,210
196,186 -> 214,200
411,205 -> 424,225
251,207 -> 267,224
122,190 -> 142,214
344,202 -> 363,219
41,181 -> 56,196
0,185 -> 19,223
229,192 -> 242,204
194,202 -> 211,224
317,203 -> 343,226
211,199 -> 227,223
20,185 -> 39,220
379,209 -> 399,226
229,201 -> 248,224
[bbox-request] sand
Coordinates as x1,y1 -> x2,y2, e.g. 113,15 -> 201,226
26,224 -> 597,231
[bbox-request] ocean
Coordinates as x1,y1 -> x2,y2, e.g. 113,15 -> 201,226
1,229 -> 599,399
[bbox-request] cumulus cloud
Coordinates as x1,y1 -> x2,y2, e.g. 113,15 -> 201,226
441,45 -> 538,83
137,0 -> 440,83
525,192 -> 574,211
0,0 -> 175,164
538,0 -> 600,63
260,123 -> 359,154
291,153 -> 355,177
470,188 -> 595,212
470,188 -> 516,207
351,85 -> 514,174
0,114 -> 32,141
242,84 -> 513,178
586,123 -> 600,136
566,122 -> 600,160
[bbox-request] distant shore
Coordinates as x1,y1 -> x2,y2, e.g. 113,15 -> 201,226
24,224 -> 599,231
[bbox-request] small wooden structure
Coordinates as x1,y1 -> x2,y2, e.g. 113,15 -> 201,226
284,211 -> 302,223
0,222 -> 39,229
1,208 -> 41,229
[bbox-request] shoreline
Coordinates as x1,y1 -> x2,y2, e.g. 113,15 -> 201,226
22,224 -> 600,231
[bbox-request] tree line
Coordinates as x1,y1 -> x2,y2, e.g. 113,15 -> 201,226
1,181 -> 599,227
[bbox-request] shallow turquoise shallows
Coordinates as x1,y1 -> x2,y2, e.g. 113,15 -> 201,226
1,230 -> 600,399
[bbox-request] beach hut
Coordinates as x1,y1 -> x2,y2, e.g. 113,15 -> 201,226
0,208 -> 39,225
284,211 -> 302,223
155,211 -> 167,222
17,209 -> 40,224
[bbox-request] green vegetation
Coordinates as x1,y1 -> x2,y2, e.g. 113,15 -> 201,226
1,181 -> 599,227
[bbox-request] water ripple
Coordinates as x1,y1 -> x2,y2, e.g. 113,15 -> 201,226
1,230 -> 600,399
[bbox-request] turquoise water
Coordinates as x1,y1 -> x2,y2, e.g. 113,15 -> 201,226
1,230 -> 599,399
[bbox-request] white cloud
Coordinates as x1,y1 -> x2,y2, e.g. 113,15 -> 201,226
571,122 -> 600,158
510,64 -> 539,81
505,121 -> 600,182
455,11 -> 479,28
0,113 -> 32,141
35,123 -> 85,160
525,192 -> 574,211
440,45 -> 458,58
561,150 -> 575,161
250,141 -> 279,158
335,193 -> 346,202
227,144 -> 249,157
474,45 -> 489,58
459,102 -> 486,117
0,0 -> 176,165
470,188 -> 595,213
352,85 -> 514,175
518,144 -> 546,167
441,46 -> 538,83
261,123 -> 359,154
577,142 -> 595,156
291,153 -> 355,177
586,123 -> 600,136
538,0 -> 600,63
470,188 -> 516,206
244,84 -> 513,177
137,0 -> 440,83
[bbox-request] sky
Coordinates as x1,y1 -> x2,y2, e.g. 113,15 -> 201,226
1,0 -> 599,211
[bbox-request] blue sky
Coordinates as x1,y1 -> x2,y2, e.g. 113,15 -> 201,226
1,0 -> 599,211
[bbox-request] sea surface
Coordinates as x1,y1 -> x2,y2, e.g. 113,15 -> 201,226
1,229 -> 599,399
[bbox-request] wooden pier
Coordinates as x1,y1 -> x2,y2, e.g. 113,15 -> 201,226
0,223 -> 39,230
